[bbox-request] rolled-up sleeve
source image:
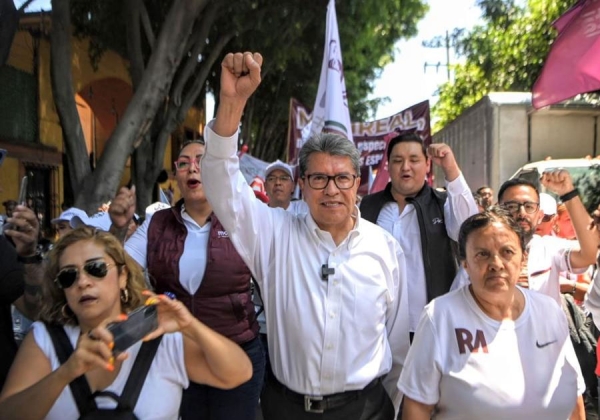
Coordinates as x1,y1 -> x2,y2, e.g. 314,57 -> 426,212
201,121 -> 276,283
444,173 -> 478,241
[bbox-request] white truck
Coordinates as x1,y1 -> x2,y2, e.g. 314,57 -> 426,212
432,92 -> 600,195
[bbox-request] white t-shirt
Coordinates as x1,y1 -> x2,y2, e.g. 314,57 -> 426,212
32,322 -> 189,420
399,286 -> 584,420
125,207 -> 211,295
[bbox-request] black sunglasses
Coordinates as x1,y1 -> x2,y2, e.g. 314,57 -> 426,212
55,261 -> 116,289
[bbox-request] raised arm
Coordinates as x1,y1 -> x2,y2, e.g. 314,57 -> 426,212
542,170 -> 598,269
212,52 -> 263,137
4,205 -> 44,320
201,52 -> 282,279
427,144 -> 478,241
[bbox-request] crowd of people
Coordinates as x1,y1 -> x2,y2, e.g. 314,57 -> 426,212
0,51 -> 599,420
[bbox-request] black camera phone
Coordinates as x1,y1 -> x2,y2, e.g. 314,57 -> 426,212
3,176 -> 28,233
107,305 -> 158,355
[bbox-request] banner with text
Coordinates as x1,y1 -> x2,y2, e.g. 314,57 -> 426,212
287,99 -> 431,194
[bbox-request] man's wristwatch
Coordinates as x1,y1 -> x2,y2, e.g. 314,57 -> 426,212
17,251 -> 44,264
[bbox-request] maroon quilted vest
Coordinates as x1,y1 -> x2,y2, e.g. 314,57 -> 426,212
146,201 -> 258,344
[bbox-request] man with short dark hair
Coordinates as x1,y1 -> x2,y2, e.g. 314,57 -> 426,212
476,185 -> 494,209
360,133 -> 478,338
496,175 -> 597,304
202,52 -> 409,420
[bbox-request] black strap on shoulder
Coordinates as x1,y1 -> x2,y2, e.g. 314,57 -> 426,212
117,336 -> 162,410
45,323 -> 98,415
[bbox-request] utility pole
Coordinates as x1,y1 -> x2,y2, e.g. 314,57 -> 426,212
423,30 -> 452,81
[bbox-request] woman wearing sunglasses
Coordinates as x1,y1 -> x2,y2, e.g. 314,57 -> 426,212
0,227 -> 252,419
109,139 -> 264,420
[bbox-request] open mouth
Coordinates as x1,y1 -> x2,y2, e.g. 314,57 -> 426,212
187,179 -> 201,188
79,295 -> 97,304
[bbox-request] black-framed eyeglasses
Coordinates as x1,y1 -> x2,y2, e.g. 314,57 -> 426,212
502,201 -> 540,214
266,175 -> 292,183
174,156 -> 201,171
303,173 -> 357,190
55,261 -> 116,289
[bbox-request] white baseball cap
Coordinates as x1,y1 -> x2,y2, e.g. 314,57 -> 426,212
71,211 -> 112,231
51,207 -> 88,225
265,160 -> 294,181
539,193 -> 557,216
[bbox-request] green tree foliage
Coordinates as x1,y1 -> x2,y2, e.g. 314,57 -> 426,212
211,0 -> 429,161
433,0 -> 574,130
58,0 -> 427,211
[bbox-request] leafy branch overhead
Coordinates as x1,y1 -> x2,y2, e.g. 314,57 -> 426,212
433,0 -> 577,131
40,0 -> 427,213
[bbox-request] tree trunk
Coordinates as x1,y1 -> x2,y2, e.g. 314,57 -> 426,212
0,0 -> 35,66
132,20 -> 232,214
72,0 -> 208,212
132,135 -> 159,213
50,0 -> 91,201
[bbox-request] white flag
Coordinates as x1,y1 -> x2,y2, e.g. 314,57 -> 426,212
306,0 -> 353,142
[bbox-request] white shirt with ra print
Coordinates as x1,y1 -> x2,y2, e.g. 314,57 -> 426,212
399,286 -> 584,420
202,121 -> 410,410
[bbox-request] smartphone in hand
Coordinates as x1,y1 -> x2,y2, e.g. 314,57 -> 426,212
4,176 -> 28,233
107,305 -> 158,355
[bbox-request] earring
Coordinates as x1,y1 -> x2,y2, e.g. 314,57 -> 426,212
120,288 -> 130,303
61,303 -> 73,319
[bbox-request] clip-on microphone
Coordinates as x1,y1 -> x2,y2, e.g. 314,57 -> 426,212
321,264 -> 335,281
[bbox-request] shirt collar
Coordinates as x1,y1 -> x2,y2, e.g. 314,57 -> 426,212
304,205 -> 362,251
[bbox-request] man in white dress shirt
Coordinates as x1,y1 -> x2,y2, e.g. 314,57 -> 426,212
360,132 -> 478,339
201,52 -> 409,420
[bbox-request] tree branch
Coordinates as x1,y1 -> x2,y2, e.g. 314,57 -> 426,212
0,0 -> 19,66
125,0 -> 145,89
171,0 -> 219,106
50,0 -> 90,192
17,0 -> 35,12
139,0 -> 155,48
84,0 -> 206,208
152,30 -> 234,170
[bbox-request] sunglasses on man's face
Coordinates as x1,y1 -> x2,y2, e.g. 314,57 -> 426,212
541,214 -> 554,223
55,261 -> 116,289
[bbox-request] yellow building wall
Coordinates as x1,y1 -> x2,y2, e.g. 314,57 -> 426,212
5,17 -> 204,211
0,158 -> 23,203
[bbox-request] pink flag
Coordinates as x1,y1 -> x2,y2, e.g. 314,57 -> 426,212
553,0 -> 585,33
532,0 -> 600,109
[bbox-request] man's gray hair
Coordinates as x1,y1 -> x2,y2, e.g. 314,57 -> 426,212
298,133 -> 360,177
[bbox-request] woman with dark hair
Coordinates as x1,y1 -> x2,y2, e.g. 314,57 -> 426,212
399,207 -> 585,420
110,139 -> 264,420
0,227 -> 252,419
